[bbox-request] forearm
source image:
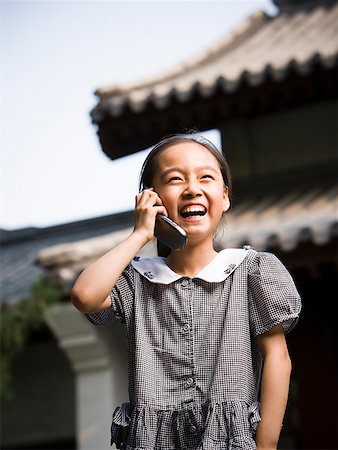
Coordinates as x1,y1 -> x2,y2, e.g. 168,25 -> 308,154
255,351 -> 292,449
71,188 -> 167,313
71,231 -> 147,313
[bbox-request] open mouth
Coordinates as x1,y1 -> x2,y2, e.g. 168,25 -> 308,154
180,205 -> 207,219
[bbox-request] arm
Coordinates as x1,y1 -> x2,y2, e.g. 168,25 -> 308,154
71,189 -> 167,313
255,324 -> 292,450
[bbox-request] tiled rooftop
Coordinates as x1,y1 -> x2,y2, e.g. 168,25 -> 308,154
0,211 -> 134,304
92,2 -> 338,122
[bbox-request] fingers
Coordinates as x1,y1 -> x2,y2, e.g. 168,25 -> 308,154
135,188 -> 159,206
133,188 -> 168,242
135,188 -> 165,211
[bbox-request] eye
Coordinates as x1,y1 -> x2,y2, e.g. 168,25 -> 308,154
168,176 -> 183,182
201,174 -> 214,180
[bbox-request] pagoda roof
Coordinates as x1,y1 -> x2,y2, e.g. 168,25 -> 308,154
92,2 -> 338,124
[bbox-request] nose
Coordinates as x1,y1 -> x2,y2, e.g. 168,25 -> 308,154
183,180 -> 202,198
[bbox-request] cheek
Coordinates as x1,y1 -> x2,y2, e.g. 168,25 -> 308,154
210,189 -> 229,214
154,187 -> 177,209
162,196 -> 177,211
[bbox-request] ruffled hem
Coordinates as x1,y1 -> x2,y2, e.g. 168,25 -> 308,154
111,402 -> 131,447
110,400 -> 261,450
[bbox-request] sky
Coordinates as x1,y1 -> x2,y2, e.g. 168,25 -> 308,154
1,0 -> 277,231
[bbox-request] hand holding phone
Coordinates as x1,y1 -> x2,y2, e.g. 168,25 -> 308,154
154,215 -> 188,250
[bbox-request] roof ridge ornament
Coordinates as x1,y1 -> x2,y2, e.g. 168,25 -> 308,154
273,0 -> 336,13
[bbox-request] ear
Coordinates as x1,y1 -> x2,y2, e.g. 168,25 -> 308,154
222,187 -> 230,212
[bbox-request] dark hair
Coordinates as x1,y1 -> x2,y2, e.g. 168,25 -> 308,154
138,132 -> 232,257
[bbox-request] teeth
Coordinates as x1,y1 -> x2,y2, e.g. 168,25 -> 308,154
181,206 -> 206,214
180,205 -> 207,217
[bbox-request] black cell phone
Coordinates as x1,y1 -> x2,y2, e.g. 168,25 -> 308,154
154,215 -> 188,250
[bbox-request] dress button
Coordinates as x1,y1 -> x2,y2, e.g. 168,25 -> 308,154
190,425 -> 197,433
181,278 -> 190,287
186,377 -> 194,386
182,323 -> 190,332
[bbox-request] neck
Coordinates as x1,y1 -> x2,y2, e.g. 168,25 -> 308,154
166,239 -> 218,277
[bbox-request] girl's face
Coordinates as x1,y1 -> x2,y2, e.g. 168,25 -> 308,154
152,142 -> 230,244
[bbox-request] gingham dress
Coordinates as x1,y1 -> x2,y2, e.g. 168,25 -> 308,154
86,248 -> 301,450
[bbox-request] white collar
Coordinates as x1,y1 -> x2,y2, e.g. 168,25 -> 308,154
131,248 -> 251,284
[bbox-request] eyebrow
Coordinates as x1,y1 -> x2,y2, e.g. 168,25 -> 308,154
160,165 -> 220,178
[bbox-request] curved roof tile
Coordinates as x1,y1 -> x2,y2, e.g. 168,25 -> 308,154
92,3 -> 338,122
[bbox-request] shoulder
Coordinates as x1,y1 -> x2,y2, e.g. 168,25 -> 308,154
224,248 -> 294,281
245,250 -> 291,276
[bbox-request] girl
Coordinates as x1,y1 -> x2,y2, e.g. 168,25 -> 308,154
71,133 -> 301,450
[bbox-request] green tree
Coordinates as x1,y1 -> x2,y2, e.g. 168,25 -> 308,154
0,277 -> 63,401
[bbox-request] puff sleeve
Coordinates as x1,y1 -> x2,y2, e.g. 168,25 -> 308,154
85,263 -> 135,326
248,251 -> 301,336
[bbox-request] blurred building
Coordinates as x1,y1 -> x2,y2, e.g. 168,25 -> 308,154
0,213 -> 134,449
1,0 -> 337,449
